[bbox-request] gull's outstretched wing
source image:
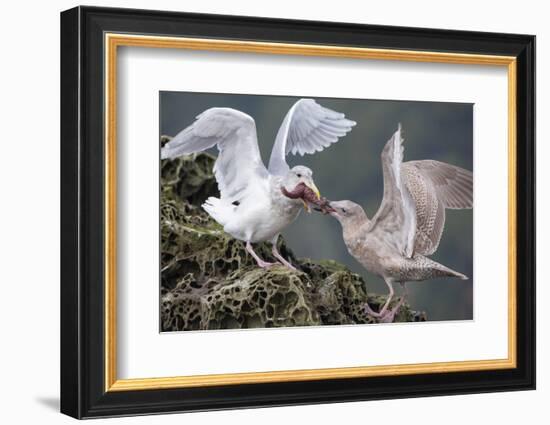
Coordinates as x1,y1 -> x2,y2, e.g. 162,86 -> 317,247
369,124 -> 417,258
161,107 -> 268,202
402,160 -> 473,255
268,99 -> 356,176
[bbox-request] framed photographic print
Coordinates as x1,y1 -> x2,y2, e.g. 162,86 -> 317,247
60,6 -> 535,419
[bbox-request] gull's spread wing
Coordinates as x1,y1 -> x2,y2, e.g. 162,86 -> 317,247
161,107 -> 268,202
268,99 -> 356,175
369,125 -> 417,258
403,160 -> 473,255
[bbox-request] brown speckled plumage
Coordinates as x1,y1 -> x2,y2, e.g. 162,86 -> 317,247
403,160 -> 473,255
329,125 -> 472,321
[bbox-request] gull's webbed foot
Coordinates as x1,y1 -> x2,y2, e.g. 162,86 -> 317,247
246,241 -> 277,269
364,302 -> 383,318
378,297 -> 406,323
364,296 -> 405,323
256,259 -> 277,268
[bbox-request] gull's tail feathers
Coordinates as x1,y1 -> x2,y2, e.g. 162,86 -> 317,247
406,255 -> 469,281
202,197 -> 235,227
428,258 -> 469,280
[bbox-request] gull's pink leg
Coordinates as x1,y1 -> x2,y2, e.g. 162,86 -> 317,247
365,282 -> 408,323
364,279 -> 394,318
245,241 -> 276,268
378,296 -> 406,323
270,235 -> 296,270
272,245 -> 297,271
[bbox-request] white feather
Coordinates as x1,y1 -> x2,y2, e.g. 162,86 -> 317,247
268,99 -> 356,176
161,100 -> 355,245
369,124 -> 417,258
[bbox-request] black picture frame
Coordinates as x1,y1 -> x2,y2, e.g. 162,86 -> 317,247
61,5 -> 535,419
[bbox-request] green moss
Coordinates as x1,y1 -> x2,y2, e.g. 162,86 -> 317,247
160,148 -> 426,331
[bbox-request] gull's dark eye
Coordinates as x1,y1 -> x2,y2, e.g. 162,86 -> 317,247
341,208 -> 347,214
296,173 -> 302,178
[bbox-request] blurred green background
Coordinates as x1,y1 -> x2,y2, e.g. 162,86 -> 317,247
160,92 -> 473,321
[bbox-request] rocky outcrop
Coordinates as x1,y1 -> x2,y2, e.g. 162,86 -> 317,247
160,142 -> 426,331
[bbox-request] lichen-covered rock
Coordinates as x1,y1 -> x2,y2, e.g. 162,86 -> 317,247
160,145 -> 426,331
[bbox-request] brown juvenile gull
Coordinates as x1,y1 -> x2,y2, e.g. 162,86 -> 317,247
161,99 -> 355,269
329,124 -> 472,322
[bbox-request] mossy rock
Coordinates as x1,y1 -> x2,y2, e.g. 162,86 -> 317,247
160,147 -> 426,331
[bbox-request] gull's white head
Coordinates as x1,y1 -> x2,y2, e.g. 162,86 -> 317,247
328,200 -> 367,226
284,166 -> 320,198
280,166 -> 321,211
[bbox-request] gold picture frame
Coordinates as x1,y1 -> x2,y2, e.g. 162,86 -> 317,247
104,34 -> 517,392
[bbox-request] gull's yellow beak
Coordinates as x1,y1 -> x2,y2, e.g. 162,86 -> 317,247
306,181 -> 321,200
302,181 -> 321,213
